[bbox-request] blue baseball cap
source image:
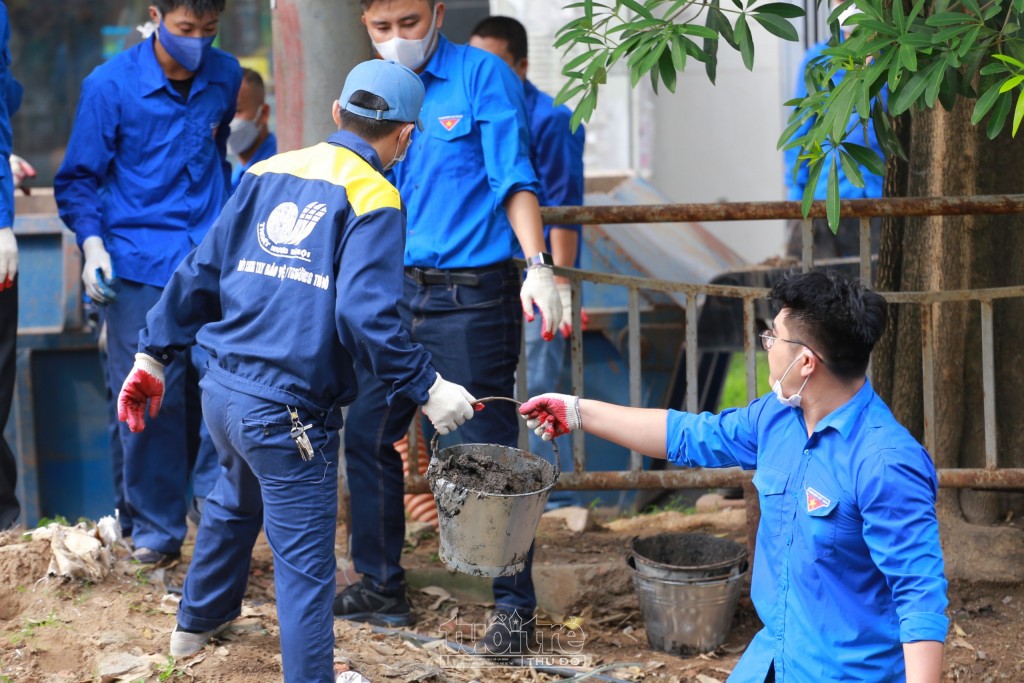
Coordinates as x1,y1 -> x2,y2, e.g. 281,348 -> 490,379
339,59 -> 425,131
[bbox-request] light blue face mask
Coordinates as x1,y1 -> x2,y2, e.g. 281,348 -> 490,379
158,18 -> 215,73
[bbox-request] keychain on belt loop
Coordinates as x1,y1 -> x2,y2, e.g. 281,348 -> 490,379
287,405 -> 315,461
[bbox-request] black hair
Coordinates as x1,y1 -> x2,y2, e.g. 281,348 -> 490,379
339,90 -> 406,142
361,0 -> 435,10
768,270 -> 887,380
470,16 -> 528,63
154,0 -> 227,15
241,68 -> 265,102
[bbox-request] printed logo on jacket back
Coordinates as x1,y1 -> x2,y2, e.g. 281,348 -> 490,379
257,201 -> 327,262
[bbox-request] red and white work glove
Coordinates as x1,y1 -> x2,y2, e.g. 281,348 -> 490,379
422,372 -> 478,436
117,353 -> 166,433
520,265 -> 562,342
0,227 -> 16,292
519,393 -> 582,441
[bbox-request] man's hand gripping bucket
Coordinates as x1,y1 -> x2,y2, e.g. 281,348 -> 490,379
426,397 -> 559,577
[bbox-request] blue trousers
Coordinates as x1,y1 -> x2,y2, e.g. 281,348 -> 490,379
180,376 -> 342,683
523,317 -> 577,508
344,261 -> 537,612
103,281 -> 218,551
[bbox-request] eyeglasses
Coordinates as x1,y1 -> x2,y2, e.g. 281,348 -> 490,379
759,330 -> 825,363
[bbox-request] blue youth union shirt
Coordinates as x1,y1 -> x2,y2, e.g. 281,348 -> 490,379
55,36 -> 241,287
524,79 -> 585,266
391,35 -> 539,269
230,132 -> 278,196
666,381 -> 948,682
0,2 -> 22,228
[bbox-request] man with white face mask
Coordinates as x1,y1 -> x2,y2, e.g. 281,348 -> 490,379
520,271 -> 948,683
228,68 -> 276,195
334,0 -> 564,656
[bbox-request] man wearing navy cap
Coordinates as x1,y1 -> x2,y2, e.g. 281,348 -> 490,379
116,59 -> 478,681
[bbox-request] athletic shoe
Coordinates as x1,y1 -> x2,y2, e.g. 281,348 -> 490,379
332,578 -> 414,627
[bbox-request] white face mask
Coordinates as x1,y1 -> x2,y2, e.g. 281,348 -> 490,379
771,353 -> 811,408
372,5 -> 439,71
384,124 -> 414,171
226,106 -> 265,157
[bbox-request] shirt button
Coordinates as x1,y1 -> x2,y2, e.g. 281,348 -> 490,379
803,449 -> 810,455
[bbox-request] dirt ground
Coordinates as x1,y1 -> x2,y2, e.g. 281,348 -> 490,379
0,506 -> 1022,683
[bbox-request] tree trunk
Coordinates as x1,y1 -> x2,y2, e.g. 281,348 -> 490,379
876,96 -> 1024,581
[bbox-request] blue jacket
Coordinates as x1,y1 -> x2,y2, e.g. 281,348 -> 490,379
140,131 -> 436,419
393,35 -> 540,269
524,79 -> 585,266
0,3 -> 21,227
667,382 -> 948,682
55,37 -> 241,287
784,39 -> 885,201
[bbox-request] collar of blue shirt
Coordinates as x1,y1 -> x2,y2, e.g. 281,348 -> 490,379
420,33 -> 453,81
138,34 -> 228,99
811,378 -> 874,439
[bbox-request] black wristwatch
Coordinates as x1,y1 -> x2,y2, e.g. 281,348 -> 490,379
526,252 -> 554,267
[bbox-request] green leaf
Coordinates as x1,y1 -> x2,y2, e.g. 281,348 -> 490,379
924,59 -> 947,107
1000,75 -> 1024,93
891,63 -> 935,115
677,24 -> 720,40
802,157 -> 825,218
898,43 -> 918,73
962,0 -> 981,18
751,12 -> 799,41
709,4 -> 737,48
563,49 -> 600,73
924,11 -> 972,26
957,25 -> 981,59
1013,89 -> 1024,136
844,141 -> 887,176
828,81 -> 858,139
893,0 -> 907,33
554,83 -> 587,108
838,148 -> 866,188
658,48 -> 679,93
620,0 -> 655,20
986,90 -> 1012,139
826,155 -> 840,232
671,34 -> 687,71
1015,0 -> 1024,13
751,2 -> 805,18
992,53 -> 1024,68
735,14 -> 755,70
972,79 -> 1007,124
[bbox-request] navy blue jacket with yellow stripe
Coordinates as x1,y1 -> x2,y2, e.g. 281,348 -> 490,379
139,130 -> 436,422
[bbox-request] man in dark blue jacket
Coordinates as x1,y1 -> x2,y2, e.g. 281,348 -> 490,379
116,59 -> 477,683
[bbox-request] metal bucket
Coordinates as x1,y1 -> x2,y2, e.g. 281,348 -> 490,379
427,425 -> 558,577
631,532 -> 748,582
628,555 -> 746,655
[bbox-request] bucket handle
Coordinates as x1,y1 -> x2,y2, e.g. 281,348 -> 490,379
429,396 -> 559,479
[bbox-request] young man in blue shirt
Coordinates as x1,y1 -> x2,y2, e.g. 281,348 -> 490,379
117,59 -> 478,681
228,67 -> 276,195
521,270 -> 948,682
0,1 -> 23,531
470,15 -> 586,508
333,0 -> 563,654
54,0 -> 242,565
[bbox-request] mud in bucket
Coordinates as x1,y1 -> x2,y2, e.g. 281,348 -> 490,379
426,398 -> 558,577
628,532 -> 748,655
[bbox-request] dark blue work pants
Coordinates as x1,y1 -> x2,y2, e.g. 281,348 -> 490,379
179,376 -> 341,683
344,261 -> 538,613
103,280 -> 218,552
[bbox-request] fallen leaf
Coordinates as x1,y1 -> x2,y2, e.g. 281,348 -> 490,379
418,585 -> 452,610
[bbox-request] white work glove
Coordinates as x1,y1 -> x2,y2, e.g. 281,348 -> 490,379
421,372 -> 477,436
0,227 -> 16,291
9,154 -> 36,195
518,393 -> 582,441
556,281 -> 573,338
520,265 -> 561,341
82,235 -> 117,304
117,353 -> 166,433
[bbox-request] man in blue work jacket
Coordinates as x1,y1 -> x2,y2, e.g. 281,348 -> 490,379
117,59 -> 478,682
228,67 -> 276,196
0,1 -> 23,531
333,0 -> 563,655
783,4 -> 884,258
521,270 -> 949,682
470,15 -> 586,509
54,0 -> 242,565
